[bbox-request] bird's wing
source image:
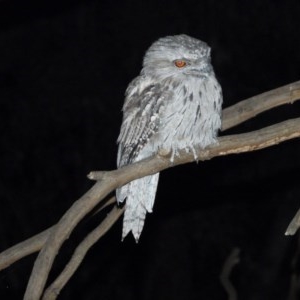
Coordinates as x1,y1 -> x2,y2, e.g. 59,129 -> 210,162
117,76 -> 170,167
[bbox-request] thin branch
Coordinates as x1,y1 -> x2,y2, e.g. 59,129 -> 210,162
0,227 -> 53,270
286,208 -> 300,236
220,248 -> 240,300
87,171 -> 107,181
287,233 -> 300,300
42,205 -> 124,300
24,179 -> 129,300
222,80 -> 300,131
24,117 -> 300,300
0,196 -> 115,271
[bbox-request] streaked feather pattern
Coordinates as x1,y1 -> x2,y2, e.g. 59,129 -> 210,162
116,35 -> 222,241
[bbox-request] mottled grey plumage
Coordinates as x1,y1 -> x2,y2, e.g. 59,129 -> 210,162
117,34 -> 222,241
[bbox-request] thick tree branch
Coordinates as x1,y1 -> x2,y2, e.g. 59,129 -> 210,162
0,80 -> 299,299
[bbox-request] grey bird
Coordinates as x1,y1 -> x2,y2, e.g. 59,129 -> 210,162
116,34 -> 222,241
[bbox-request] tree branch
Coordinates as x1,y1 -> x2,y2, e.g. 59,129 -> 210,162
221,80 -> 300,131
285,209 -> 300,236
42,205 -> 124,300
24,117 -> 300,300
220,248 -> 240,300
0,196 -> 115,271
0,80 -> 299,299
0,227 -> 53,270
1,80 -> 299,272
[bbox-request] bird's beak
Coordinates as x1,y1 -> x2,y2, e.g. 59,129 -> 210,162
186,63 -> 212,77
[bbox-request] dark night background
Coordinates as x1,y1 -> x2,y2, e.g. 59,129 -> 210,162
1,1 -> 300,299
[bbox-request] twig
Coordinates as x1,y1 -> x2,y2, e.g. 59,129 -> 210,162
42,205 -> 124,300
286,209 -> 300,236
87,171 -> 108,181
287,233 -> 300,300
220,248 -> 240,300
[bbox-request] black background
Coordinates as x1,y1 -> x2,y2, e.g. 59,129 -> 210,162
1,1 -> 300,299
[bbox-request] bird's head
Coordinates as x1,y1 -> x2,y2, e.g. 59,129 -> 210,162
142,34 -> 213,81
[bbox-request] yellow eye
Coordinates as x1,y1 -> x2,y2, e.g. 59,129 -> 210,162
174,60 -> 187,68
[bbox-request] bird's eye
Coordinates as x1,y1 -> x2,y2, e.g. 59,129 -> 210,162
174,60 -> 187,68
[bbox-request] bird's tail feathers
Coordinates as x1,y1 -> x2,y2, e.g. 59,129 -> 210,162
116,173 -> 160,242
